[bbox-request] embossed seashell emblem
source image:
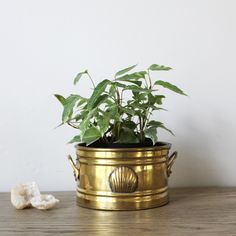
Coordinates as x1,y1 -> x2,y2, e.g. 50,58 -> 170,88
109,166 -> 138,193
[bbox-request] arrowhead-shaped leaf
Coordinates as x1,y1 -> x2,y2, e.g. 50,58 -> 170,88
148,64 -> 172,71
98,113 -> 110,135
62,95 -> 80,123
159,125 -> 174,136
147,120 -> 163,127
92,94 -> 109,109
68,135 -> 81,144
116,127 -> 139,143
117,71 -> 146,81
54,94 -> 66,106
147,120 -> 174,136
87,79 -> 110,109
82,127 -> 101,145
154,80 -> 186,95
74,70 -> 87,85
115,64 -> 137,77
144,127 -> 158,145
155,95 -> 165,105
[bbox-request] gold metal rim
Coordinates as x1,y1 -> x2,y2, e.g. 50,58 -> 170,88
76,141 -> 171,152
79,157 -> 167,165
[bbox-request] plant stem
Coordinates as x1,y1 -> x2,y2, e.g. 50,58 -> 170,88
115,89 -> 122,139
143,108 -> 152,131
147,69 -> 152,88
86,72 -> 96,88
144,73 -> 149,88
67,122 -> 80,129
139,116 -> 145,143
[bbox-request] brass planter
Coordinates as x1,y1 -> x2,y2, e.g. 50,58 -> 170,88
68,142 -> 177,211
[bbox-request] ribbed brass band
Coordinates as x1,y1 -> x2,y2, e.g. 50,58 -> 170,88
77,150 -> 169,159
76,191 -> 169,210
77,186 -> 168,197
79,157 -> 167,166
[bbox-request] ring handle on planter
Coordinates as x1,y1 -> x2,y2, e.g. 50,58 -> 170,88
68,155 -> 80,181
167,151 -> 178,177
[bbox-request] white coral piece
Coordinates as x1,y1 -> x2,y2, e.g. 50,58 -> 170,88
11,182 -> 59,210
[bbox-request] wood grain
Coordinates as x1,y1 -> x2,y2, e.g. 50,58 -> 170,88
1,188 -> 236,236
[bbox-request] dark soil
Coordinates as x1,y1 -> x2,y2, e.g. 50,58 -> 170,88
79,138 -> 167,148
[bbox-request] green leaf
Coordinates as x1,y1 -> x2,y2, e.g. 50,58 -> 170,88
147,93 -> 156,105
159,125 -> 174,136
117,71 -> 146,81
62,95 -> 80,123
77,97 -> 88,107
87,79 -> 110,109
155,95 -> 165,105
112,81 -> 126,88
79,108 -> 97,136
74,70 -> 87,85
54,94 -> 66,106
147,120 -> 163,127
82,127 -> 101,145
150,106 -> 168,111
122,120 -> 137,129
104,98 -> 114,107
116,79 -> 142,86
68,135 -> 81,144
115,64 -> 137,77
136,93 -> 147,101
148,64 -> 172,71
116,127 -> 139,143
154,80 -> 186,95
124,85 -> 152,93
106,105 -> 120,122
147,120 -> 174,136
92,94 -> 109,108
71,114 -> 83,122
144,127 -> 157,145
121,107 -> 135,116
109,84 -> 116,96
98,113 -> 110,135
145,94 -> 164,106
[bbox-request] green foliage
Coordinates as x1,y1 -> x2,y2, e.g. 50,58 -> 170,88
115,64 -> 137,77
154,80 -> 186,95
87,79 -> 110,109
55,64 -> 186,146
74,70 -> 88,85
148,64 -> 172,71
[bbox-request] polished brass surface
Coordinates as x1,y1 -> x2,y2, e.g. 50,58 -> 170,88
68,142 -> 177,210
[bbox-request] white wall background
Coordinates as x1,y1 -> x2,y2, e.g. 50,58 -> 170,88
0,0 -> 236,191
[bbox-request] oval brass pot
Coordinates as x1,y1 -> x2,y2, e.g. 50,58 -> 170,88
68,142 -> 177,211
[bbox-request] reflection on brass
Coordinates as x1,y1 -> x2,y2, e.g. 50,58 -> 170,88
68,142 -> 177,210
109,166 -> 138,193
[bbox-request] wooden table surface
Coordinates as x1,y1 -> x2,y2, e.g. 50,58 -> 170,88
0,188 -> 236,236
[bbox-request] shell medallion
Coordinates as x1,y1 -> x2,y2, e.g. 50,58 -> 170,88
109,166 -> 138,193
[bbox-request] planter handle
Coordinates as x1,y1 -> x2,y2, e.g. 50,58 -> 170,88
68,155 -> 80,181
167,151 -> 178,177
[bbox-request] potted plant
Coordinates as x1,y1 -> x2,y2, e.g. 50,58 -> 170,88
55,64 -> 186,210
